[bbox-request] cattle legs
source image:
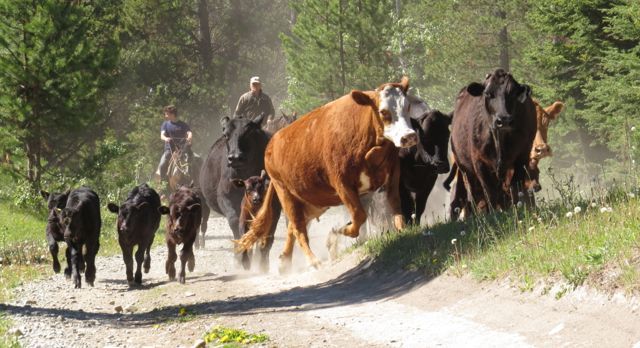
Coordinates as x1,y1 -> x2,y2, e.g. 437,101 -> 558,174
121,243 -> 135,284
47,234 -> 60,273
68,243 -> 82,288
179,241 -> 195,284
195,203 -> 210,249
134,245 -> 145,284
84,241 -> 98,287
143,242 -> 152,274
64,246 -> 72,278
166,240 -> 177,280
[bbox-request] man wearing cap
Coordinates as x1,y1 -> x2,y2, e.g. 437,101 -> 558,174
233,76 -> 275,126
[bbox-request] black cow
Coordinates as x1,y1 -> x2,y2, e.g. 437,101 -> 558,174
449,68 -> 537,219
41,189 -> 76,275
107,184 -> 161,285
159,185 -> 201,284
59,187 -> 101,288
398,110 -> 452,225
199,113 -> 281,272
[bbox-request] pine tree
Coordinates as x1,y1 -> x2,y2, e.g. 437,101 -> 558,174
0,1 -> 120,188
282,0 -> 398,112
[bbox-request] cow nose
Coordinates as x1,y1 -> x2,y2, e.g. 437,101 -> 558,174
495,115 -> 513,128
227,153 -> 243,164
535,145 -> 549,156
400,133 -> 418,148
252,197 -> 261,205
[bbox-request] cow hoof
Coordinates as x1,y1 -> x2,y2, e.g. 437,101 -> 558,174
309,259 -> 322,270
278,262 -> 292,275
134,275 -> 142,285
53,262 -> 61,273
187,257 -> 195,272
179,276 -> 186,284
259,261 -> 270,274
240,255 -> 251,271
87,280 -> 94,287
167,268 -> 176,281
64,269 -> 71,279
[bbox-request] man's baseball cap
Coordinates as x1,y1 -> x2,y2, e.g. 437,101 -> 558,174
250,76 -> 261,84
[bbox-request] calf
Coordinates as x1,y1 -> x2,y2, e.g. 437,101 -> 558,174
398,110 -> 452,225
59,187 -> 101,288
107,184 -> 161,285
41,189 -> 74,275
159,185 -> 202,284
231,170 -> 270,271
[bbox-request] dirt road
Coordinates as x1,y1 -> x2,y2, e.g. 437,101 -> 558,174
3,208 -> 640,347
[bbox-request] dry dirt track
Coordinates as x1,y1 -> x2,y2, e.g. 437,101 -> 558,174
4,207 -> 640,348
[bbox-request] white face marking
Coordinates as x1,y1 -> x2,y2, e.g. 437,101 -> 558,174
378,86 -> 417,148
358,172 -> 371,194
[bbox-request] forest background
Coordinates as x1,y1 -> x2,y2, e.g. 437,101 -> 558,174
0,0 -> 638,207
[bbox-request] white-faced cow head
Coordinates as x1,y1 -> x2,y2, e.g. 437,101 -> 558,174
351,76 -> 417,148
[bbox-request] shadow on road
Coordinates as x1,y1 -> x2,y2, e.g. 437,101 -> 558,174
1,257 -> 428,327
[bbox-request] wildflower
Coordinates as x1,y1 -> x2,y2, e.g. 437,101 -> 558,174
599,207 -> 613,213
460,230 -> 466,236
632,126 -> 636,132
629,192 -> 636,199
518,220 -> 523,224
528,226 -> 535,232
565,212 -> 573,218
518,191 -> 525,198
537,217 -> 543,223
411,213 -> 417,221
590,202 -> 597,208
451,238 -> 457,245
574,206 -> 582,214
516,201 -> 523,208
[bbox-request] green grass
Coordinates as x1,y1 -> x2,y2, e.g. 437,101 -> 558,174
203,326 -> 269,346
363,188 -> 640,294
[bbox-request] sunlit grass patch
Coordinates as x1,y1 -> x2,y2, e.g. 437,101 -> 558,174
363,186 -> 640,294
203,326 -> 269,346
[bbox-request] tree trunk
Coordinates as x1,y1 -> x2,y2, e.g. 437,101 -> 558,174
197,0 -> 213,70
497,10 -> 510,71
338,0 -> 346,94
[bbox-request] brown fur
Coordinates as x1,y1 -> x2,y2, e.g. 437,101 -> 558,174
159,186 -> 202,284
236,83 -> 407,270
531,100 -> 564,161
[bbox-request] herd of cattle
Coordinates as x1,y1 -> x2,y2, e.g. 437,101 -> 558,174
41,68 -> 563,287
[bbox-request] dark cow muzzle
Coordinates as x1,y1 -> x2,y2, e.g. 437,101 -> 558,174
227,153 -> 245,167
494,114 -> 513,129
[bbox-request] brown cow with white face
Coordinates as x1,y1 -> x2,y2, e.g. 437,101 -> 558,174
236,77 -> 416,272
531,100 -> 564,161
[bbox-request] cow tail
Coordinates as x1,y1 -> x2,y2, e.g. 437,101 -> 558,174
234,181 -> 276,252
